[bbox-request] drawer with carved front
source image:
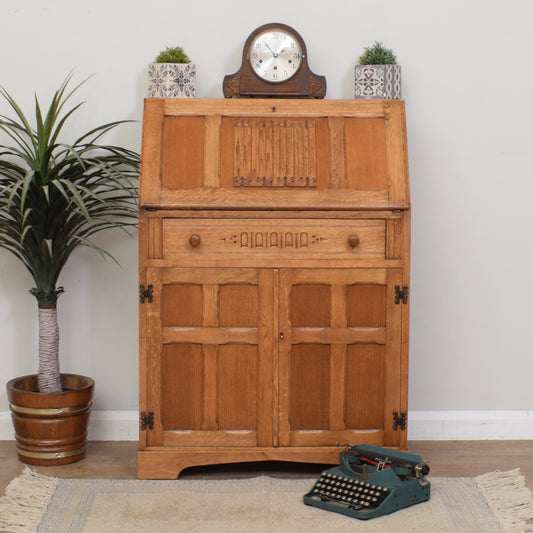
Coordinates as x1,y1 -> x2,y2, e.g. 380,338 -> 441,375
161,219 -> 386,259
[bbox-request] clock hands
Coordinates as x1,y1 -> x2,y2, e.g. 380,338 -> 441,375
264,42 -> 289,59
264,42 -> 278,58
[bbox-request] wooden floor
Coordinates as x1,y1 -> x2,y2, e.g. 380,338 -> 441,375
1,440 -> 532,495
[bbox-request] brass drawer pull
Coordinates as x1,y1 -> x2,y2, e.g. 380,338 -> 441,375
189,234 -> 201,247
348,235 -> 360,248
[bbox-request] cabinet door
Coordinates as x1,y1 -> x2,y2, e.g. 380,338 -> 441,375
277,268 -> 404,448
143,267 -> 275,447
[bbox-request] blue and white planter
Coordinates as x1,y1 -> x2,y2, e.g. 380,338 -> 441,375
148,63 -> 196,98
354,64 -> 401,99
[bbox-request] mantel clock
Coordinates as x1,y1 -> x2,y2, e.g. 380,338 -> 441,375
223,22 -> 326,98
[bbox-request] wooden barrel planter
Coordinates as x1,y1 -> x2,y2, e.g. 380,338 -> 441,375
6,373 -> 94,465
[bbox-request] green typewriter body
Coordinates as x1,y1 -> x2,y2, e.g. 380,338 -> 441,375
304,444 -> 430,520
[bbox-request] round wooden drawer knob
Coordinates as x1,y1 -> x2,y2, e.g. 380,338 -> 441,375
348,235 -> 360,248
189,234 -> 201,248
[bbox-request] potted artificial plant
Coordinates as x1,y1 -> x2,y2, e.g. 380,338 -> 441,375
0,75 -> 139,465
148,46 -> 196,98
354,41 -> 401,99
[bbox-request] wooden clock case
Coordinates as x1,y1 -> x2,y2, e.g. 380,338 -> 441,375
223,22 -> 326,98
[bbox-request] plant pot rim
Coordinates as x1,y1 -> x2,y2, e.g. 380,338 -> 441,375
151,62 -> 194,66
7,373 -> 95,396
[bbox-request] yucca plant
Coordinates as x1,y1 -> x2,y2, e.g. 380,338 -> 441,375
0,75 -> 139,394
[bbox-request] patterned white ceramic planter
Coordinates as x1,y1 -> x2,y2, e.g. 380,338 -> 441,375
354,65 -> 401,99
148,63 -> 196,98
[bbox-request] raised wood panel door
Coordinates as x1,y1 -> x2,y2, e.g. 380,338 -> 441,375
277,268 -> 403,448
144,267 -> 275,448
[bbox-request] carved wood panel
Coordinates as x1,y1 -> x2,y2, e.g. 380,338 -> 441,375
232,119 -> 317,187
221,116 -> 329,190
139,99 -> 409,210
161,219 -> 386,259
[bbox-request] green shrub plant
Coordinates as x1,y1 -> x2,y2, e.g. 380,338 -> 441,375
358,42 -> 397,65
155,46 -> 191,64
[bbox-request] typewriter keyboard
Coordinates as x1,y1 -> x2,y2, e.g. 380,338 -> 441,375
308,472 -> 390,510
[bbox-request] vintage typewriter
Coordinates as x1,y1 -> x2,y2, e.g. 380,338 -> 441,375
304,444 -> 430,520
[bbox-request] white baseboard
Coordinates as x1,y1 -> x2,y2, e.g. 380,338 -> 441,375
87,411 -> 139,441
1,410 -> 533,441
408,410 -> 533,440
0,412 -> 13,440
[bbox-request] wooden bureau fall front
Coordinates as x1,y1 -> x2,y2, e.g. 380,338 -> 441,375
137,99 -> 411,479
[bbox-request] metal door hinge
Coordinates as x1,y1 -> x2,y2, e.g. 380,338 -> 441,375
139,284 -> 153,304
394,285 -> 408,305
393,411 -> 407,431
140,411 -> 154,431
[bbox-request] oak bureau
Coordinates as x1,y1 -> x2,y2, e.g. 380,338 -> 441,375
137,99 -> 410,479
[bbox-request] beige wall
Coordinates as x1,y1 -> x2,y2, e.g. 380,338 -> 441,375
1,0 -> 532,414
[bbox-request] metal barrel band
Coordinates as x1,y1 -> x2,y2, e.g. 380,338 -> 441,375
16,446 -> 86,460
9,401 -> 92,416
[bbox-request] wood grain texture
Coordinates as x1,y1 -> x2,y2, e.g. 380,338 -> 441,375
161,218 -> 386,260
344,117 -> 388,191
138,99 -> 411,477
162,344 -> 204,430
161,116 -> 205,189
139,99 -> 409,210
139,99 -> 165,205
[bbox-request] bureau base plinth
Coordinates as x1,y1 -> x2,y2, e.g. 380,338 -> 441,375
137,446 -> 353,479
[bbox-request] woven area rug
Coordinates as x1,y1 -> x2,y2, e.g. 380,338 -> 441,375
1,468 -> 532,533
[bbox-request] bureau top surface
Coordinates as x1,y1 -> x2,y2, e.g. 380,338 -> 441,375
140,99 -> 410,211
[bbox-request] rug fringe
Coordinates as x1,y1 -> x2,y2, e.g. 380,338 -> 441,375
0,467 -> 58,533
475,468 -> 533,533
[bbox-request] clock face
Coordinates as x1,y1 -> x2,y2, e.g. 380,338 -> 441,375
248,29 -> 303,83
